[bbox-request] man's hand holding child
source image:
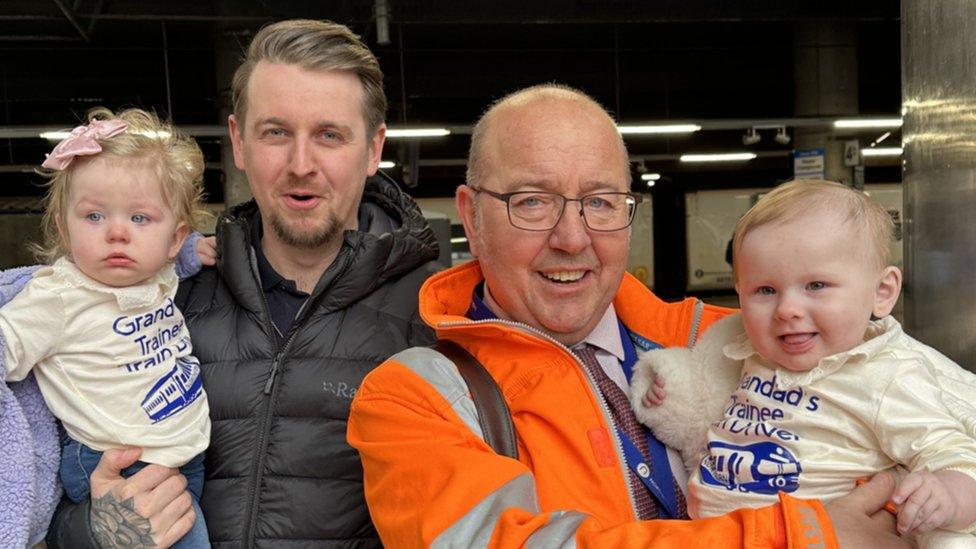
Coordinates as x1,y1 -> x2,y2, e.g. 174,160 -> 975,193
89,448 -> 195,549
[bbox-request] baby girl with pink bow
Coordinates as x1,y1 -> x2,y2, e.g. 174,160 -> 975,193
1,108 -> 215,548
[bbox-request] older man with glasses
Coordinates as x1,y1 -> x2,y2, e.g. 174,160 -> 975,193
348,84 -> 909,548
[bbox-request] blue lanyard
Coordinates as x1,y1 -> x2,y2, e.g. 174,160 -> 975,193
617,320 -> 679,519
618,428 -> 678,518
468,286 -> 496,321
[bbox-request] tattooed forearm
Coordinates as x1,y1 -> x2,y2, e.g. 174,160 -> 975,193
90,492 -> 156,548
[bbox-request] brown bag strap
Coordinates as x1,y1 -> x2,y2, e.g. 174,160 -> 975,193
430,339 -> 519,460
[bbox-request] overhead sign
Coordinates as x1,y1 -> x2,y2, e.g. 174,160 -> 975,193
793,148 -> 825,179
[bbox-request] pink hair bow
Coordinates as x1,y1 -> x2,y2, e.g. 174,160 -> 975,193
41,119 -> 128,170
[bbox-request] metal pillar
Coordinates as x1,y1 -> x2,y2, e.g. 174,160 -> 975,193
902,0 -> 976,370
793,22 -> 858,183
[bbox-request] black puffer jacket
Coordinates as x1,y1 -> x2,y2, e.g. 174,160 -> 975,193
178,178 -> 438,548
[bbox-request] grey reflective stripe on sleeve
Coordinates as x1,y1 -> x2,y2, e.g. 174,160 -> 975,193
392,346 -> 485,441
395,348 -> 590,548
433,473 -> 587,549
524,511 -> 587,549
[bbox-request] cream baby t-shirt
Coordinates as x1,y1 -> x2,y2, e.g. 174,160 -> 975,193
688,317 -> 976,538
0,258 -> 210,467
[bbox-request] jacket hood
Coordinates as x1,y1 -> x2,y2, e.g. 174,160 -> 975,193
215,175 -> 439,315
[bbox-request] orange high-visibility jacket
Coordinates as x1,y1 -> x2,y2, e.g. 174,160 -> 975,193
348,261 -> 837,548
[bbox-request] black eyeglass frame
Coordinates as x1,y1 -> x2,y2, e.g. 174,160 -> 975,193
467,185 -> 644,232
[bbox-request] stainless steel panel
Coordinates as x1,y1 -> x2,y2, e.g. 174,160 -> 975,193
902,0 -> 976,370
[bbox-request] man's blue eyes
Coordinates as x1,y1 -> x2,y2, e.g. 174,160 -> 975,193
264,129 -> 340,140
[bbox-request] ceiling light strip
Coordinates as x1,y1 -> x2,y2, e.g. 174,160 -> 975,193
833,118 -> 903,129
386,128 -> 451,138
680,152 -> 757,163
40,130 -> 171,141
861,147 -> 903,157
617,124 -> 701,134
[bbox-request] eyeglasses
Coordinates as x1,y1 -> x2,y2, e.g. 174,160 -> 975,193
468,185 -> 643,232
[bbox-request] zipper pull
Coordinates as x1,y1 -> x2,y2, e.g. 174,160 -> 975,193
264,356 -> 281,394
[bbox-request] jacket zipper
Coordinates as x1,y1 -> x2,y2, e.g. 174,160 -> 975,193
232,214 -> 294,549
245,335 -> 298,548
686,299 -> 705,348
242,250 -> 285,549
438,318 -> 641,518
244,253 -> 353,548
263,356 -> 280,394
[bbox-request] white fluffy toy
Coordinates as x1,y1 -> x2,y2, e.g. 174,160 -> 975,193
629,312 -> 747,474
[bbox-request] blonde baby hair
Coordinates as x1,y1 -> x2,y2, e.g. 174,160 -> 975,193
732,179 -> 894,282
35,107 -> 206,263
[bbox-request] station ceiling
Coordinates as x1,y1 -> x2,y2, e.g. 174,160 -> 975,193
0,0 -> 901,201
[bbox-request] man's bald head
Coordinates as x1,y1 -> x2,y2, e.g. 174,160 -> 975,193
465,84 -> 631,189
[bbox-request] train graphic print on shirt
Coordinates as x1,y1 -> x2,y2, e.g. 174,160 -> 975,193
112,297 -> 203,424
698,369 -> 820,495
141,356 -> 203,423
699,440 -> 802,495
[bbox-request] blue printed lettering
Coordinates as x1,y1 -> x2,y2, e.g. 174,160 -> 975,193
133,322 -> 184,355
740,373 -> 805,406
724,395 -> 785,422
720,418 -> 798,441
120,346 -> 173,373
806,395 -> 820,412
112,299 -> 176,336
175,336 -> 190,353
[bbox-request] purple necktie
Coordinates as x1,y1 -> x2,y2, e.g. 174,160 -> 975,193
573,344 -> 688,520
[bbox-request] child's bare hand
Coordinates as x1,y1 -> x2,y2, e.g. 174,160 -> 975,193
196,236 -> 217,266
641,376 -> 667,408
893,470 -> 956,535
